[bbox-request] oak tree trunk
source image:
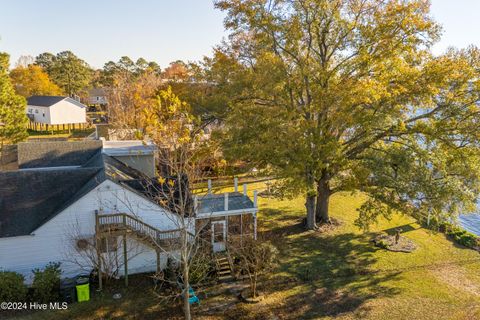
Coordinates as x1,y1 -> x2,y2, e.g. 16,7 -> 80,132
316,177 -> 331,223
305,194 -> 317,230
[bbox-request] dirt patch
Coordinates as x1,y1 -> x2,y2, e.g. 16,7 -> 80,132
431,264 -> 480,296
317,217 -> 343,233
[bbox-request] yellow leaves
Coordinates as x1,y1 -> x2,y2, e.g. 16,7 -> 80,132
140,85 -> 202,149
9,65 -> 63,97
157,176 -> 174,188
157,176 -> 166,184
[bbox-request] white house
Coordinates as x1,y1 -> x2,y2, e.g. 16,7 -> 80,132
0,141 -> 257,284
0,141 -> 186,284
26,96 -> 87,130
87,88 -> 107,106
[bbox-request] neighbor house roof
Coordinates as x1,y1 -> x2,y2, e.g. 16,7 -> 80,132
18,141 -> 103,169
0,141 -> 163,238
88,88 -> 107,97
27,96 -> 86,108
102,140 -> 156,156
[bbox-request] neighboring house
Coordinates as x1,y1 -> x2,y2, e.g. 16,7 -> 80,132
26,96 -> 87,130
0,141 -> 257,283
87,88 -> 108,107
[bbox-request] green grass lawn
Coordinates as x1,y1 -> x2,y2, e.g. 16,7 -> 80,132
11,182 -> 480,319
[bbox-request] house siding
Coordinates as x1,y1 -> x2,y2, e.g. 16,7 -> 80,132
0,180 -> 184,284
48,100 -> 86,125
26,105 -> 51,124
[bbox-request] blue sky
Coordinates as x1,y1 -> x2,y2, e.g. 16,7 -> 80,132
0,0 -> 478,69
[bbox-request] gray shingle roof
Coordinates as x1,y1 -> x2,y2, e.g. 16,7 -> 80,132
88,88 -> 106,97
0,167 -> 101,237
27,96 -> 86,108
197,192 -> 254,214
0,143 -> 154,238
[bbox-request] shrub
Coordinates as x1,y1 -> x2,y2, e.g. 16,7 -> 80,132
189,249 -> 215,285
0,271 -> 28,302
440,222 -> 479,249
31,262 -> 62,303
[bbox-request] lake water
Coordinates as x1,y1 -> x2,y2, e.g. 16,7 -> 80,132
459,214 -> 480,236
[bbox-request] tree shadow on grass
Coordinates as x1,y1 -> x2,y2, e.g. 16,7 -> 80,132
256,209 -> 403,319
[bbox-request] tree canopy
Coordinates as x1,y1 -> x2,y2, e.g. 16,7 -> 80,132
213,0 -> 480,229
34,51 -> 93,96
10,64 -> 63,97
97,56 -> 162,87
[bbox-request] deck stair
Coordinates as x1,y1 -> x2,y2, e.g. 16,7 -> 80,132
96,212 -> 191,250
216,254 -> 234,283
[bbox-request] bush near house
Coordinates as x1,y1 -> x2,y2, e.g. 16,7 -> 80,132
31,262 -> 62,303
0,271 -> 28,302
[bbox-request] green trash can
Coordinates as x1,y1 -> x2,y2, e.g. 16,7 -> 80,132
76,276 -> 90,302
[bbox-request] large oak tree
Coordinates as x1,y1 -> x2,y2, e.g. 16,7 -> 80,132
213,0 -> 480,229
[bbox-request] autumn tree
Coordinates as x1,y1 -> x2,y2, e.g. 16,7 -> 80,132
107,69 -> 162,132
0,53 -> 28,155
139,87 -> 208,320
162,60 -> 188,81
213,0 -> 480,229
10,64 -> 63,97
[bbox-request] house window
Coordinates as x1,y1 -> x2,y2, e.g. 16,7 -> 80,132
35,109 -> 38,114
42,113 -> 45,117
96,96 -> 100,101
98,236 -> 118,253
28,108 -> 33,113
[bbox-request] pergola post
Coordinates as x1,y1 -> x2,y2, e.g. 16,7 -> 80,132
224,193 -> 229,211
234,177 -> 238,192
253,191 -> 258,240
254,214 -> 257,240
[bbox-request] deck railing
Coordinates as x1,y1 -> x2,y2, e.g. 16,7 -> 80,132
96,213 -> 193,246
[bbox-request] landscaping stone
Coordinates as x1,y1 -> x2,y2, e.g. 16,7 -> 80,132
372,233 -> 417,253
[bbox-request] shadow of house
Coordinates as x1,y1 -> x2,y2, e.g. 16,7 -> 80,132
382,223 -> 418,236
